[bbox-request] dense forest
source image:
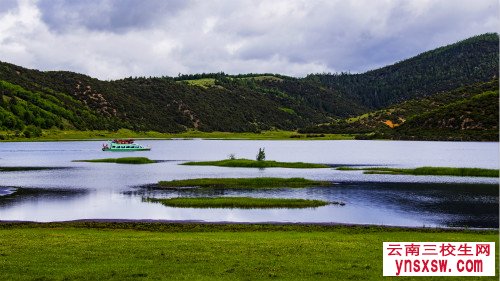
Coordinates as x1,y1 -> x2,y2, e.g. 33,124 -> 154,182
300,79 -> 499,141
0,33 -> 498,140
391,90 -> 499,141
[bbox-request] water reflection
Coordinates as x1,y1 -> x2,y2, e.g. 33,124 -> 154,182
0,187 -> 87,208
123,182 -> 499,228
0,140 -> 498,227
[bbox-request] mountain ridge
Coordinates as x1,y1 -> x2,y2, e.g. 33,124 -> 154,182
0,33 -> 498,140
307,33 -> 498,108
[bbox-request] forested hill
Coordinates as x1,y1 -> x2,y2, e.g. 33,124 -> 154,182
307,33 -> 498,109
0,33 -> 498,139
299,79 -> 499,141
392,88 -> 499,141
0,62 -> 367,133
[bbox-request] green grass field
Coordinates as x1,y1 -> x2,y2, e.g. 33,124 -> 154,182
0,129 -> 355,141
0,222 -> 497,280
182,159 -> 330,168
74,157 -> 155,164
240,75 -> 284,82
157,177 -> 329,189
336,166 -> 499,177
147,197 -> 331,208
179,78 -> 216,88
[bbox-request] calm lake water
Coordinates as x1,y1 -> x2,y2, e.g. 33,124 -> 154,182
0,140 -> 498,227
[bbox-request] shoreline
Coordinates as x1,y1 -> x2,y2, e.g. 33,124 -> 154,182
1,137 -> 499,143
0,129 -> 356,142
0,219 -> 497,232
1,129 -> 498,142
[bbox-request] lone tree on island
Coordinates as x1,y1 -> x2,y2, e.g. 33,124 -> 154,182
256,148 -> 266,161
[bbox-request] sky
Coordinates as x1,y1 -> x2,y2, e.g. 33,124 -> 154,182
0,0 -> 498,80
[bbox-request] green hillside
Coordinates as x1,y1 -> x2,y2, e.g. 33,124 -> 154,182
0,64 -> 364,134
300,79 -> 499,141
0,33 -> 498,140
392,90 -> 499,141
0,79 -> 126,136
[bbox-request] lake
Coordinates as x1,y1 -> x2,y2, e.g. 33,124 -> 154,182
0,140 -> 498,228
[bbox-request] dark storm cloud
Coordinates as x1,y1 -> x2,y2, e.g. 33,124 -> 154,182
215,0 -> 499,73
37,0 -> 189,33
0,0 -> 497,79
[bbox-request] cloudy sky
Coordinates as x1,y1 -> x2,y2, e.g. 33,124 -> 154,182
0,0 -> 498,80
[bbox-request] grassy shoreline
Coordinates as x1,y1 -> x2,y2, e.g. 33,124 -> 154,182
337,166 -> 499,177
73,157 -> 156,164
0,129 -> 355,141
183,158 -> 330,168
146,197 -> 332,208
0,222 -> 497,281
1,129 -> 498,142
157,177 -> 330,189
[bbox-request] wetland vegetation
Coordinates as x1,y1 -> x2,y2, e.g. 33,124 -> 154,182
157,177 -> 330,189
336,166 -> 499,177
146,197 -> 332,208
182,158 -> 330,168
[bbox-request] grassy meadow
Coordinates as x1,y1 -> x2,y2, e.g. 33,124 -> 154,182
179,78 -> 216,88
0,222 -> 497,281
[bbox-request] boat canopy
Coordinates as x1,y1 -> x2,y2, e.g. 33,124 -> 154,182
112,139 -> 134,144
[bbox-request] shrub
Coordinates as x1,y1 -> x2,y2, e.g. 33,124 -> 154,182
23,125 -> 42,138
256,147 -> 266,161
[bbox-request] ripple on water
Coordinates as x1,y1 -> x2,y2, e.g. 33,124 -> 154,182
0,187 -> 16,196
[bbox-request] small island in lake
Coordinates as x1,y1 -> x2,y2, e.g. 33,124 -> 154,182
146,197 -> 333,208
182,158 -> 330,168
336,166 -> 499,177
157,177 -> 330,189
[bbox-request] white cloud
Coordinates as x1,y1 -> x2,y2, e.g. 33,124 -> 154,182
0,0 -> 497,80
